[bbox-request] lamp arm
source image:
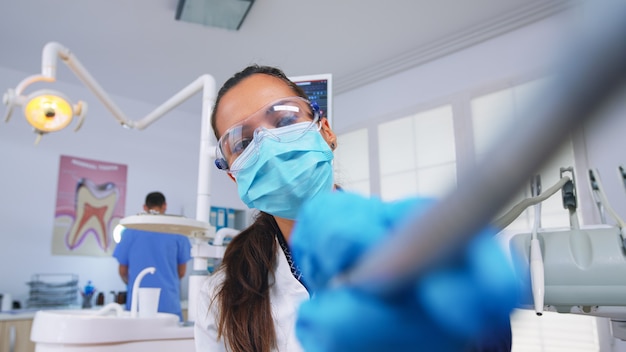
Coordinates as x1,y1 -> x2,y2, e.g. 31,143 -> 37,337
15,75 -> 54,95
41,42 -> 66,78
132,75 -> 214,130
40,42 -> 134,128
41,42 -> 216,131
61,54 -> 133,128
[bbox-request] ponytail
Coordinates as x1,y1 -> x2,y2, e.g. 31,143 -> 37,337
215,211 -> 278,352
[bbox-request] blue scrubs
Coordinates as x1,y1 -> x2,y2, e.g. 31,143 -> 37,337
113,228 -> 191,321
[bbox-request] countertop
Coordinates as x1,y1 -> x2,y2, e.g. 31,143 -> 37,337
0,309 -> 40,321
1,301 -> 189,321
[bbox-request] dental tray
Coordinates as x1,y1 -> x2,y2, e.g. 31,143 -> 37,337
26,273 -> 79,308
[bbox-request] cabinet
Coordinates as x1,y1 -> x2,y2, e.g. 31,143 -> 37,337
0,319 -> 35,352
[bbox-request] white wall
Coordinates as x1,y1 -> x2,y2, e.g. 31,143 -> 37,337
0,67 -> 245,305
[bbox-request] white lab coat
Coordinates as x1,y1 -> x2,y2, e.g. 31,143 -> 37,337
194,238 -> 310,352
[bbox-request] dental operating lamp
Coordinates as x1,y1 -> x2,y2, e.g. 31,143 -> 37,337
2,41 -> 227,323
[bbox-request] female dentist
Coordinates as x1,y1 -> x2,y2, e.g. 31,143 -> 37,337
194,65 -> 519,352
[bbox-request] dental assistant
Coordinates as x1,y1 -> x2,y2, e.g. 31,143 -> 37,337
194,65 -> 336,352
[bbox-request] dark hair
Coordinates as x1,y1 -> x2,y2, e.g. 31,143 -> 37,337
210,65 -> 307,352
213,211 -> 278,351
210,64 -> 308,140
145,192 -> 166,208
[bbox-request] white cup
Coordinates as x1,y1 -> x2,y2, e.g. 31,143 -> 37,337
138,287 -> 161,318
1,293 -> 12,311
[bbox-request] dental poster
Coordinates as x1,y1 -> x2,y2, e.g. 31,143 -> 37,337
52,155 -> 127,257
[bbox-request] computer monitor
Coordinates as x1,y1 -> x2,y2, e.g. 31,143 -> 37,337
290,73 -> 333,127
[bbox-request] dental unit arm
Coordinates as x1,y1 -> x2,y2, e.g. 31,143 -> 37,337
492,173 -> 574,317
187,226 -> 241,322
529,175 -> 544,316
189,227 -> 241,272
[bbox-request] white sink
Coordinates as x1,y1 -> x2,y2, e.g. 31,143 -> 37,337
30,307 -> 194,351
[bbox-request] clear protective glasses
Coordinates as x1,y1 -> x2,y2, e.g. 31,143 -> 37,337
214,96 -> 320,171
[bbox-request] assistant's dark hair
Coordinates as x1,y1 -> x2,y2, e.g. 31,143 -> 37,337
211,64 -> 308,140
145,191 -> 165,208
210,65 -> 306,352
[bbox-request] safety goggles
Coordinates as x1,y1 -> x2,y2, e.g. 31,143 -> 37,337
215,96 -> 320,171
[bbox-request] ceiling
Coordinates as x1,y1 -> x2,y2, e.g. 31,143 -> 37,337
0,0 -> 572,114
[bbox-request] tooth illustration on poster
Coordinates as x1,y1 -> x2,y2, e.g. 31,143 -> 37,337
66,178 -> 119,250
52,155 -> 127,257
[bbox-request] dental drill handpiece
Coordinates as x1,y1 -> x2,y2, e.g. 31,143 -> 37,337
561,167 -> 580,231
589,168 -> 626,248
530,175 -> 545,316
589,169 -> 607,224
619,166 -> 626,193
531,175 -> 542,230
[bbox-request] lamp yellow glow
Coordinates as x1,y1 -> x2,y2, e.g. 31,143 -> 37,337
23,90 -> 73,133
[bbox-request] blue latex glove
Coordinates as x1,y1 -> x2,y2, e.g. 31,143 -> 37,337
291,192 -> 521,352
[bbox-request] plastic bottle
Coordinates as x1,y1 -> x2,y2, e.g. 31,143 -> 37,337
82,281 -> 96,309
96,292 -> 105,306
84,280 -> 95,295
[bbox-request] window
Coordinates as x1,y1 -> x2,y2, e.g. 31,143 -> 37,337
378,105 -> 456,201
334,128 -> 370,196
471,79 -> 575,231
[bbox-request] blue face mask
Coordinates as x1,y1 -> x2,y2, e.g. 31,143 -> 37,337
230,122 -> 334,220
